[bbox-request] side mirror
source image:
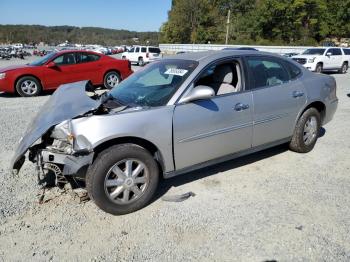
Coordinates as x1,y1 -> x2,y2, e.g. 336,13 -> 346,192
47,61 -> 56,68
179,85 -> 215,104
326,52 -> 332,56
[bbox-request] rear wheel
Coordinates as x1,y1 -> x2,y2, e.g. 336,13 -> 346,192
339,63 -> 348,74
104,71 -> 121,89
315,63 -> 323,73
289,108 -> 321,153
15,76 -> 42,97
138,57 -> 145,66
86,144 -> 159,215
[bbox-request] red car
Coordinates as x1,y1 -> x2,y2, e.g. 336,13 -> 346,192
0,50 -> 133,97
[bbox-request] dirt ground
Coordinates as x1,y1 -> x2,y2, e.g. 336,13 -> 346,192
0,56 -> 349,261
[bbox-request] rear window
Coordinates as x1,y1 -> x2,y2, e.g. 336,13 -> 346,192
343,49 -> 350,55
148,47 -> 161,54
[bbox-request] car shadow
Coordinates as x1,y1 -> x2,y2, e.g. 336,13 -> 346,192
153,128 -> 327,202
152,144 -> 289,202
0,90 -> 54,98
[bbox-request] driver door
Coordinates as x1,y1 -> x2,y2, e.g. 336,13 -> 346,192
173,60 -> 253,170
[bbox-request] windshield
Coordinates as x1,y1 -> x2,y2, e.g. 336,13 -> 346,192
109,59 -> 198,107
302,48 -> 326,55
29,52 -> 57,66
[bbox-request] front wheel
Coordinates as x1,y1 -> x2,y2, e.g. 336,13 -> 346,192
16,76 -> 42,97
315,63 -> 323,73
104,71 -> 121,89
289,108 -> 321,153
86,144 -> 159,215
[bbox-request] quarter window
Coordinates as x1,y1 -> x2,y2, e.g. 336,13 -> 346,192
247,57 -> 290,89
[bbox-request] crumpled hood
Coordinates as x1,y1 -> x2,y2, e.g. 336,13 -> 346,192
11,81 -> 101,172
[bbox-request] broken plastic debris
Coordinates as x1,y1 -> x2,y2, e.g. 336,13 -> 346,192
161,191 -> 195,202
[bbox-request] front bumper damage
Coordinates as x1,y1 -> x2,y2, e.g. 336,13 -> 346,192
40,150 -> 94,176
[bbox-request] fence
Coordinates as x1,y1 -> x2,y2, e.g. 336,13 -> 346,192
159,44 -> 311,55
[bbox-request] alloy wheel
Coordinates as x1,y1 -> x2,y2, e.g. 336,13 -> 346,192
20,80 -> 38,95
303,116 -> 318,146
106,73 -> 120,88
104,159 -> 149,205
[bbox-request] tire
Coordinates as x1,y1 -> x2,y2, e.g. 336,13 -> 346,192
103,71 -> 121,89
15,76 -> 42,97
339,63 -> 348,74
289,108 -> 321,153
138,57 -> 145,66
86,144 -> 159,215
315,63 -> 323,73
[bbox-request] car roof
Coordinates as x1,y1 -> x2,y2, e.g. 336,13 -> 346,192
56,49 -> 102,55
167,50 -> 283,62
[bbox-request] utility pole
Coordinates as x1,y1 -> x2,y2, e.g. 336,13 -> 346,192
225,10 -> 230,45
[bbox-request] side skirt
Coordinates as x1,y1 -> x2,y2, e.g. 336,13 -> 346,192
163,137 -> 291,179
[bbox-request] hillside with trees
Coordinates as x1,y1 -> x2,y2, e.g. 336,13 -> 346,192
160,0 -> 350,45
0,25 -> 159,46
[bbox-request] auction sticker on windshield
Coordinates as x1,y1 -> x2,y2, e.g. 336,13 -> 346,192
164,68 -> 188,76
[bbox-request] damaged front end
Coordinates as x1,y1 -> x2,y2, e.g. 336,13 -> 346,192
11,81 -> 101,189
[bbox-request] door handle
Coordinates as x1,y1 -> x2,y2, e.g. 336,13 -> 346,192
292,91 -> 304,98
234,103 -> 249,111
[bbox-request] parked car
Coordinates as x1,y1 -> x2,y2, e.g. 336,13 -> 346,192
11,50 -> 338,215
0,50 -> 133,97
292,47 -> 349,73
283,52 -> 300,58
121,46 -> 162,66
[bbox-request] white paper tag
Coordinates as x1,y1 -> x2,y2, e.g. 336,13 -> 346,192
164,68 -> 188,76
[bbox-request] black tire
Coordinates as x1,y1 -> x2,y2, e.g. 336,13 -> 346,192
86,144 -> 159,215
289,108 -> 321,153
138,57 -> 145,66
103,71 -> 121,89
15,76 -> 42,97
339,63 -> 348,74
315,63 -> 323,73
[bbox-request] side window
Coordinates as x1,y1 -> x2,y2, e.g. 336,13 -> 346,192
247,57 -> 290,89
141,47 -> 147,52
135,47 -> 140,53
194,61 -> 242,95
53,53 -> 76,65
129,48 -> 135,53
76,53 -> 100,63
329,48 -> 342,56
284,61 -> 302,80
343,49 -> 350,55
87,54 -> 100,62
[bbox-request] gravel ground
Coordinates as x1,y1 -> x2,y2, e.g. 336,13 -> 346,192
0,56 -> 349,261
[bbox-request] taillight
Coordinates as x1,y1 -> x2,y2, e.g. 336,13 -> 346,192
146,52 -> 149,58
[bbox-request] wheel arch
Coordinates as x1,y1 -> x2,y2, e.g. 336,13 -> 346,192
93,136 -> 165,175
298,101 -> 326,124
14,74 -> 43,94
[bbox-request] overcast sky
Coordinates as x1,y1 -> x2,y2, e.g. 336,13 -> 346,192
0,0 -> 172,31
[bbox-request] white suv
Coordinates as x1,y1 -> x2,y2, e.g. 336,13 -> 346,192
292,47 -> 349,74
121,46 -> 162,66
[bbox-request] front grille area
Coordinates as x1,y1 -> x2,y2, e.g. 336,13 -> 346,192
292,58 -> 307,65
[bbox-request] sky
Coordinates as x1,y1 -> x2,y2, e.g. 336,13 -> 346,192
0,0 -> 172,32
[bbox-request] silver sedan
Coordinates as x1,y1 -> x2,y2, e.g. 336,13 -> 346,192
12,50 -> 338,215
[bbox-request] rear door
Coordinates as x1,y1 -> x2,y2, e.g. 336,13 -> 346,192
245,56 -> 306,147
75,52 -> 102,84
328,48 -> 343,68
173,59 -> 253,170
